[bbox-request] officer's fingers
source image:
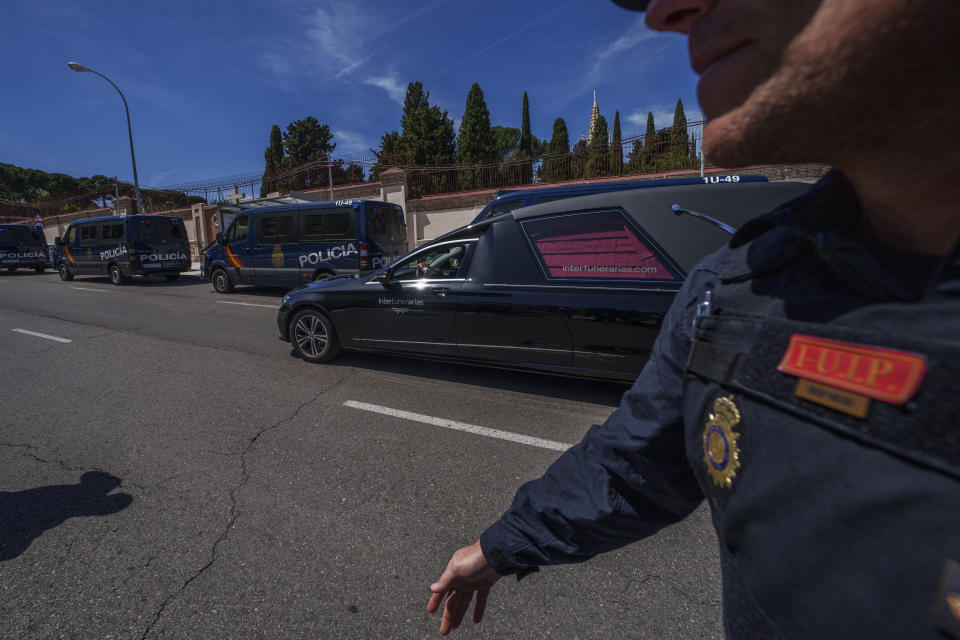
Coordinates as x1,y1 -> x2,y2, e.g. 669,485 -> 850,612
427,589 -> 446,614
473,590 -> 489,624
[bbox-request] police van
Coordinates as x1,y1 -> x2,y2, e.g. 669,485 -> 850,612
0,224 -> 50,272
470,174 -> 768,224
203,199 -> 407,293
54,214 -> 191,285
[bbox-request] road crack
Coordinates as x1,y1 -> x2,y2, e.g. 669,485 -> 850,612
140,369 -> 359,639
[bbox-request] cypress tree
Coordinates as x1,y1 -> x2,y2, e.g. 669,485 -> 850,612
671,98 -> 689,165
518,92 -> 533,184
457,83 -> 495,188
640,111 -> 657,170
585,114 -> 609,178
261,124 -> 284,196
610,111 -> 622,174
542,117 -> 571,183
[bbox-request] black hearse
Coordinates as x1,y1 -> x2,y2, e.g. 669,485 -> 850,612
55,215 -> 190,285
0,224 -> 50,272
277,181 -> 811,380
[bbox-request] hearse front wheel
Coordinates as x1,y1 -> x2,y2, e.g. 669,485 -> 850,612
290,308 -> 340,363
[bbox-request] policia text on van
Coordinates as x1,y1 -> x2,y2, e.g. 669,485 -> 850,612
202,199 -> 407,294
55,215 -> 191,285
0,224 -> 50,273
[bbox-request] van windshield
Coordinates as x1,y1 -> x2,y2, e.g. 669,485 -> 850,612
0,226 -> 44,246
132,218 -> 185,244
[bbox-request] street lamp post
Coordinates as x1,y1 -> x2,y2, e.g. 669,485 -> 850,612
67,61 -> 142,214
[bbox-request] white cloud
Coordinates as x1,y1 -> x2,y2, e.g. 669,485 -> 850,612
333,129 -> 371,156
588,19 -> 659,78
365,73 -> 406,105
626,104 -> 703,135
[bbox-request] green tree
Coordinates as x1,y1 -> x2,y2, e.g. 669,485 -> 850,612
610,111 -> 623,174
400,81 -> 456,166
261,124 -> 285,195
457,83 -> 496,189
585,114 -> 609,178
282,116 -> 335,166
671,98 -> 690,166
542,117 -> 571,183
491,126 -> 520,161
370,129 -> 405,181
516,91 -> 534,184
571,137 -> 588,180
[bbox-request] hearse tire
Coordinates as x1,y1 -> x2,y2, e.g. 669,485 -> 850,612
59,264 -> 73,281
165,274 -> 180,282
109,265 -> 126,286
212,268 -> 233,294
290,308 -> 340,363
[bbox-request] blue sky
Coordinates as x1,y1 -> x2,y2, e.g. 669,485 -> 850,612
2,0 -> 702,189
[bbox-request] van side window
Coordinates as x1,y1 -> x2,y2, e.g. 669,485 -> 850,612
79,224 -> 98,244
520,210 -> 679,282
301,208 -> 353,241
101,222 -> 124,240
227,215 -> 249,244
258,214 -> 297,244
483,199 -> 523,220
64,226 -> 77,244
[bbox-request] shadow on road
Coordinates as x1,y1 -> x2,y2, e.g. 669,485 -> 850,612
289,348 -> 630,407
0,471 -> 133,561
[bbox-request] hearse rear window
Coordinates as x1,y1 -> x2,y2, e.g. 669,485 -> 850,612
520,210 -> 678,281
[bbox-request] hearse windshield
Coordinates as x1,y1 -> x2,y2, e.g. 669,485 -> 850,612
132,218 -> 185,243
0,226 -> 44,245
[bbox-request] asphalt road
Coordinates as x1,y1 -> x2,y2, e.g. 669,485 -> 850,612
0,269 -> 722,639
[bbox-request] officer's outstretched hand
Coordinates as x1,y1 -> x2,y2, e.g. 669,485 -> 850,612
428,540 -> 502,635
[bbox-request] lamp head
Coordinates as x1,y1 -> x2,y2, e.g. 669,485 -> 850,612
67,61 -> 91,73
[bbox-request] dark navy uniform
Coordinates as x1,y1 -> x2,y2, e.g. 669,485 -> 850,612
480,172 -> 960,639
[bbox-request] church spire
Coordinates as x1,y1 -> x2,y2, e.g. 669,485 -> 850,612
587,90 -> 600,144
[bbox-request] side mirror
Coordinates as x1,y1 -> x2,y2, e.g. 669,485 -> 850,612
216,231 -> 225,246
378,271 -> 392,287
54,237 -> 64,246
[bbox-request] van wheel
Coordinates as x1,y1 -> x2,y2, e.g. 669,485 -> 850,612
165,274 -> 180,282
34,266 -> 45,273
109,265 -> 126,286
212,268 -> 233,294
58,264 -> 73,281
290,309 -> 340,363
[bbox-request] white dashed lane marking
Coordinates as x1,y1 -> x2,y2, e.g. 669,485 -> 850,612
343,400 -> 574,452
12,329 -> 72,343
216,301 -> 277,309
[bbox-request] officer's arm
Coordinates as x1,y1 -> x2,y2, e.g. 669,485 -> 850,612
479,268 -> 707,576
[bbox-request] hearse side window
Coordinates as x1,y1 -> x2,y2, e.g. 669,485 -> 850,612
520,210 -> 679,282
391,242 -> 470,281
226,215 -> 249,244
258,214 -> 298,244
301,208 -> 354,241
101,222 -> 124,240
79,224 -> 98,244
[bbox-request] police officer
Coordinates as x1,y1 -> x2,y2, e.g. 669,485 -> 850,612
428,0 -> 960,637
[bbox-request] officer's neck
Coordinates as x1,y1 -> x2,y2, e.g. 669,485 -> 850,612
845,167 -> 960,256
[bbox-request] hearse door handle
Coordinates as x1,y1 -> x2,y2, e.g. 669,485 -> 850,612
433,287 -> 451,296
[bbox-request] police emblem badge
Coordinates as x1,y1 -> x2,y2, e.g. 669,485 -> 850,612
271,244 -> 284,268
702,395 -> 742,489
